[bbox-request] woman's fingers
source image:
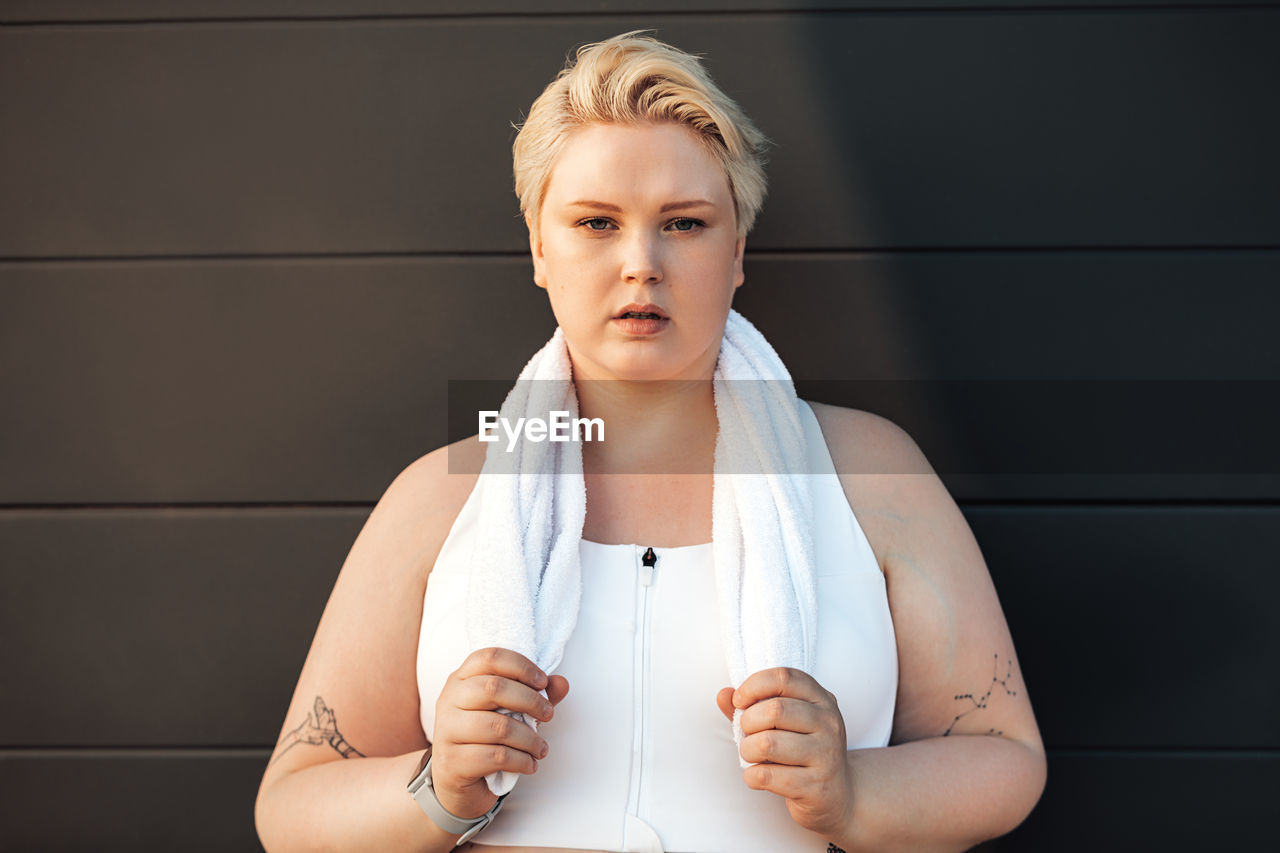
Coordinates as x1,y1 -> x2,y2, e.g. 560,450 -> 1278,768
739,696 -> 824,736
739,728 -> 816,765
449,741 -> 541,779
429,648 -> 567,817
723,668 -> 856,839
716,686 -> 736,721
454,673 -> 554,721
546,674 -> 571,706
455,647 -> 548,690
447,647 -> 561,721
448,710 -> 550,760
433,741 -> 541,805
717,672 -> 834,734
743,762 -> 808,799
733,666 -> 831,710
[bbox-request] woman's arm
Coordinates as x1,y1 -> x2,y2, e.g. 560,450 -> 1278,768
746,403 -> 1047,850
836,732 -> 1046,852
254,442 -> 481,853
830,403 -> 1046,849
256,749 -> 464,853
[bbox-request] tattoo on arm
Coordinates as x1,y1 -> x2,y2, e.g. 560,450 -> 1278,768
269,695 -> 367,766
942,653 -> 1018,737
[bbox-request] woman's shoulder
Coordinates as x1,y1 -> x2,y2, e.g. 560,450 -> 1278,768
395,433 -> 486,510
377,433 -> 487,584
802,400 -> 938,576
804,399 -> 935,479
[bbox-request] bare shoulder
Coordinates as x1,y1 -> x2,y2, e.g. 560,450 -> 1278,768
805,400 -> 935,575
806,400 -> 935,476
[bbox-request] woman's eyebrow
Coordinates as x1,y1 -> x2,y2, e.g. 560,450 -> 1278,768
659,199 -> 716,213
566,200 -> 623,212
565,199 -> 717,213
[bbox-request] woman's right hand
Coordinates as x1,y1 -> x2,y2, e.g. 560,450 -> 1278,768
430,647 -> 571,819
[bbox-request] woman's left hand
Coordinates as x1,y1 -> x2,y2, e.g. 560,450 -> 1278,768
716,667 -> 853,839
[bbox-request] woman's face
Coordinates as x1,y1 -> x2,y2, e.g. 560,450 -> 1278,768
529,121 -> 746,382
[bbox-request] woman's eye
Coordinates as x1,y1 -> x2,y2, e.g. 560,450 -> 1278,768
668,218 -> 705,232
581,218 -> 613,231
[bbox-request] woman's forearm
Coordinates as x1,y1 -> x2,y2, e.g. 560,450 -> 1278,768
830,735 -> 1047,853
255,750 -> 461,853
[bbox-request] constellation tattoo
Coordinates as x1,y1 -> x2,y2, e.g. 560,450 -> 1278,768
269,695 -> 366,766
942,653 -> 1018,737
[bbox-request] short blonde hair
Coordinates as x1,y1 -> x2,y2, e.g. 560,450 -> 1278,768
513,31 -> 770,238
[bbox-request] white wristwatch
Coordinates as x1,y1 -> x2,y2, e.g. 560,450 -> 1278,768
407,749 -> 507,845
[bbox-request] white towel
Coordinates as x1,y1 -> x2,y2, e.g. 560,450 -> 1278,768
465,309 -> 817,796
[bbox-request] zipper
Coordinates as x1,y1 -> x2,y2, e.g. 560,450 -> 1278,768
640,546 -> 657,585
626,546 -> 658,824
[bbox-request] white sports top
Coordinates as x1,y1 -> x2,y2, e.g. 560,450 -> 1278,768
417,401 -> 898,852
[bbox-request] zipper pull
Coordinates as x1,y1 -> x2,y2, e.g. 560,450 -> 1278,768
640,546 -> 657,586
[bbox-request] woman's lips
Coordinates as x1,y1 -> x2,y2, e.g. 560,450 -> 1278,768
611,315 -> 670,335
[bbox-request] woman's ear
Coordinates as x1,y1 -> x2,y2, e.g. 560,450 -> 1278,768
732,235 -> 746,289
526,213 -> 548,290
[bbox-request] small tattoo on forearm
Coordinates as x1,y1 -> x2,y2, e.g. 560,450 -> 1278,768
943,653 -> 1018,737
827,844 -> 848,853
269,695 -> 366,765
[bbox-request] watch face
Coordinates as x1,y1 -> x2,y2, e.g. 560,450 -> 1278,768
407,758 -> 431,795
413,747 -> 432,783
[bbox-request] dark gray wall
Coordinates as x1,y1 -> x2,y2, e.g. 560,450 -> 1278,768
2,2 -> 1278,849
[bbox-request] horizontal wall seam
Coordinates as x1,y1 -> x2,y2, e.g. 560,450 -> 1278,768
3,245 -> 1280,267
0,747 -> 272,758
3,4 -> 1280,29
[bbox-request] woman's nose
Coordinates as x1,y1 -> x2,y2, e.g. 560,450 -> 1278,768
621,233 -> 663,285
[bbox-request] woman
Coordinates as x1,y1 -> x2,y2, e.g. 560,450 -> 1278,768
255,32 -> 1046,853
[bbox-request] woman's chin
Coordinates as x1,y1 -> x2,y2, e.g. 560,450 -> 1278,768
565,338 -> 718,384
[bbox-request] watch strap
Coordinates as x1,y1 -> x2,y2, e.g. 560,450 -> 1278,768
407,751 -> 506,842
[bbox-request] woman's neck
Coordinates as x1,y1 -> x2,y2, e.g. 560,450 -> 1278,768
575,377 -> 717,476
